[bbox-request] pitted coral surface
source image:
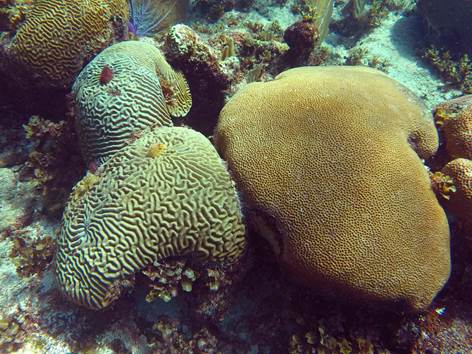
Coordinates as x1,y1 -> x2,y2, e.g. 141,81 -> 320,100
215,66 -> 450,311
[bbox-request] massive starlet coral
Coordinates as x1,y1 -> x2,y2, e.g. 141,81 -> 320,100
214,66 -> 451,311
441,158 -> 472,226
55,127 -> 246,310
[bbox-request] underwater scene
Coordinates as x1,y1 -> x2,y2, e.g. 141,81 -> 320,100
0,0 -> 471,353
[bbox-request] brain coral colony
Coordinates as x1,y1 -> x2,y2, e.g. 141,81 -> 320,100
56,127 -> 246,309
1,0 -> 128,88
72,40 -> 191,165
2,0 -> 472,352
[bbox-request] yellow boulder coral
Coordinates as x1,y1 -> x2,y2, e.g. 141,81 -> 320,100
215,66 -> 450,311
441,158 -> 472,225
3,0 -> 128,88
437,96 -> 472,160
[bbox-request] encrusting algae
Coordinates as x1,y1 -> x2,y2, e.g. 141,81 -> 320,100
146,142 -> 167,158
69,172 -> 100,203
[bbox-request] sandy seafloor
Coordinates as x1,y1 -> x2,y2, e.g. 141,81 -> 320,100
0,2 -> 470,354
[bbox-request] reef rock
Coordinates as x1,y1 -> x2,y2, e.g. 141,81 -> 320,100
215,66 -> 451,311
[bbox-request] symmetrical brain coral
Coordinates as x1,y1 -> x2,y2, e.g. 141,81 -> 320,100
55,127 -> 246,310
72,40 -> 191,165
2,0 -> 129,88
214,66 -> 450,311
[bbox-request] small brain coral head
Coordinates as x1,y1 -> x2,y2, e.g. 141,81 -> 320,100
2,0 -> 128,88
55,127 -> 246,310
72,40 -> 191,165
215,66 -> 451,311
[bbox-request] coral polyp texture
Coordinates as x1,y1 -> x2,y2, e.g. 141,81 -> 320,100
441,159 -> 472,225
55,127 -> 246,310
435,95 -> 472,160
0,0 -> 129,89
214,66 -> 451,311
72,40 -> 191,165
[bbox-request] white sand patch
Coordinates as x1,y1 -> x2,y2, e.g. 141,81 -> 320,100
328,13 -> 460,110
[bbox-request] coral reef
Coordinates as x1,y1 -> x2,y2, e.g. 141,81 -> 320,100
192,0 -> 259,22
148,316 -> 221,352
283,19 -> 318,64
164,24 -> 234,134
55,126 -> 246,310
215,65 -> 450,311
143,255 -> 247,322
345,46 -> 392,72
331,0 -> 415,42
143,259 -> 198,303
293,0 -> 333,43
72,39 -> 191,165
0,167 -> 38,232
0,0 -> 471,352
0,0 -> 27,32
0,315 -> 26,352
0,110 -> 29,168
423,47 -> 472,94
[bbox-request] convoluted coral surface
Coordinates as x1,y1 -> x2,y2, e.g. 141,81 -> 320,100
72,40 -> 191,165
215,65 -> 450,311
2,0 -> 128,89
55,127 -> 246,310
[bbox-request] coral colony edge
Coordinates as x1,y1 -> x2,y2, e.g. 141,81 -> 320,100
0,0 -> 471,352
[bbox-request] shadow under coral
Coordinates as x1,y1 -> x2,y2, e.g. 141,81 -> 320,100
31,218 -> 472,353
